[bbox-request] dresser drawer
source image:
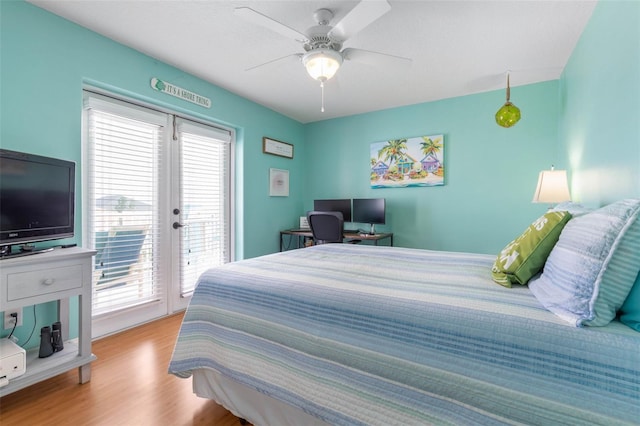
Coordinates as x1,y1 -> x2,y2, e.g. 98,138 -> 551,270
7,264 -> 83,301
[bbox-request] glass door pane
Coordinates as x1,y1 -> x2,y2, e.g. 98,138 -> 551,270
85,94 -> 169,337
176,119 -> 231,299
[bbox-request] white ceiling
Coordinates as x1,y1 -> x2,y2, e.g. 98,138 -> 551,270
27,0 -> 596,123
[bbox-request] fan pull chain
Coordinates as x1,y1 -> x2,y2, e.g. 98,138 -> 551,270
320,81 -> 325,113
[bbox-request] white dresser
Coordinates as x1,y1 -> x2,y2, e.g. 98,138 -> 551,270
0,247 -> 96,396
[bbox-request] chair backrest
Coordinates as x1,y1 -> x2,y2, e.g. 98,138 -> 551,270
96,227 -> 147,284
93,230 -> 110,268
307,211 -> 344,244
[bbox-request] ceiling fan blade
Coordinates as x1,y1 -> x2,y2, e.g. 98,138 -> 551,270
234,7 -> 308,43
245,53 -> 303,72
329,0 -> 391,42
342,48 -> 411,68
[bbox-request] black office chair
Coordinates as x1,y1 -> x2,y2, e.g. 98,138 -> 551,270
307,211 -> 344,244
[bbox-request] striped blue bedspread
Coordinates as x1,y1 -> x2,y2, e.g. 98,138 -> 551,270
169,244 -> 640,425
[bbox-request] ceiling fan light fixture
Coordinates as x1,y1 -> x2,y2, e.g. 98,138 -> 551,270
303,49 -> 343,82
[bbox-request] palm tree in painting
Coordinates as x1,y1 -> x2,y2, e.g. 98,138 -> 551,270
420,136 -> 442,159
378,139 -> 408,167
420,136 -> 443,175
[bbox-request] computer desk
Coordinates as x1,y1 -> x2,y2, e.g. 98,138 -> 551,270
280,229 -> 393,252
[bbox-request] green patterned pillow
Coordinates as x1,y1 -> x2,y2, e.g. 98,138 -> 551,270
492,211 -> 572,287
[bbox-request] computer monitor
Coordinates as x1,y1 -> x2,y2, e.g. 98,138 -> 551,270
352,198 -> 385,234
313,199 -> 352,222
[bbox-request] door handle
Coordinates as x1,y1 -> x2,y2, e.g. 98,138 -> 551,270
173,222 -> 185,229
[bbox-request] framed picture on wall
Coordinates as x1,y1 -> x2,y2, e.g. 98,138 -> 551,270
263,137 -> 294,159
269,168 -> 289,197
370,135 -> 444,188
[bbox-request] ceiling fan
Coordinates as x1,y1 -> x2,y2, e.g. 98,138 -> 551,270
235,0 -> 412,111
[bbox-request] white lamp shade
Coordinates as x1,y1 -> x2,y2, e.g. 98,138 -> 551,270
532,169 -> 571,203
303,49 -> 342,82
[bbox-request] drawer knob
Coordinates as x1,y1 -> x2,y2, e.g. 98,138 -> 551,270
42,278 -> 56,286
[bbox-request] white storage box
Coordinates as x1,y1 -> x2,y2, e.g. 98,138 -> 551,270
0,339 -> 26,387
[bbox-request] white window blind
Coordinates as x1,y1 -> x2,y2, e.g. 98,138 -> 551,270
177,118 -> 231,296
85,95 -> 165,316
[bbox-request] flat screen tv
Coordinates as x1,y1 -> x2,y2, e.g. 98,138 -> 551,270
353,198 -> 385,234
0,149 -> 75,257
313,199 -> 352,223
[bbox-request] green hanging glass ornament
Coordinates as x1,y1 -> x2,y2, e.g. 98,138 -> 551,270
495,74 -> 521,128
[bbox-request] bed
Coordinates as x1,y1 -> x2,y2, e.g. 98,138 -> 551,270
169,201 -> 640,425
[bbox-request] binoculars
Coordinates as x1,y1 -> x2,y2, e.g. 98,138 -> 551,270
38,321 -> 64,358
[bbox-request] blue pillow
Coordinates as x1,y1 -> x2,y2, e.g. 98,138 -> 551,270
529,199 -> 640,327
619,271 -> 640,331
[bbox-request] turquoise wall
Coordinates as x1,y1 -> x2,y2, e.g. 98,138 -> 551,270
305,82 -> 560,254
558,0 -> 640,206
2,0 -> 639,345
0,0 -> 306,261
0,0 -> 305,344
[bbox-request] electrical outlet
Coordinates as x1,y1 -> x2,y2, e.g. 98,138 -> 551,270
3,309 -> 22,329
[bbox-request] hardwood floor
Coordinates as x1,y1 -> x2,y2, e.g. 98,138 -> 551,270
0,313 -> 246,426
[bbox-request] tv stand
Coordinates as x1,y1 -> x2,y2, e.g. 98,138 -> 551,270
368,223 -> 376,235
0,247 -> 96,396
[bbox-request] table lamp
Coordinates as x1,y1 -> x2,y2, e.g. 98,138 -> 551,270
532,166 -> 571,208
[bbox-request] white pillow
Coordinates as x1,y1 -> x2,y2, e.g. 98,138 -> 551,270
551,201 -> 592,217
529,199 -> 640,326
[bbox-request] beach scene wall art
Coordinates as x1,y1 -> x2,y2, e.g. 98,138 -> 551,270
370,135 -> 444,188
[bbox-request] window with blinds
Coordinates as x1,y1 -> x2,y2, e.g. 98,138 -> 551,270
177,118 -> 231,296
84,91 -> 233,326
85,100 -> 165,316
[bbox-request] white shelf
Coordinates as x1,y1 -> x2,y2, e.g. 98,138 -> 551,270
0,247 -> 96,396
1,340 -> 97,396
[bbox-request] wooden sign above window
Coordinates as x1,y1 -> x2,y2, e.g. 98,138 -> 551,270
151,78 -> 211,108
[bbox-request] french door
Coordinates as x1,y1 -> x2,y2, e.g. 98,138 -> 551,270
83,92 -> 233,337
